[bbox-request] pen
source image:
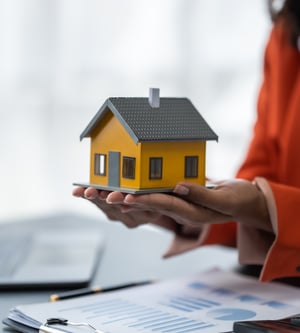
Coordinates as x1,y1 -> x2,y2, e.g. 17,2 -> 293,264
50,280 -> 152,302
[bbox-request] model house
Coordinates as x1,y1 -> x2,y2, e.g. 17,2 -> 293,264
76,88 -> 218,193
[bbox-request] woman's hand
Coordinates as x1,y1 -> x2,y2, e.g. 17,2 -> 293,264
121,179 -> 272,232
73,178 -> 271,234
72,186 -> 180,233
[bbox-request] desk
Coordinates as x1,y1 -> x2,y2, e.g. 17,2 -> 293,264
0,213 -> 238,333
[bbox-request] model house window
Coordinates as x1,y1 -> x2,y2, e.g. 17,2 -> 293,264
185,156 -> 198,178
123,157 -> 135,179
149,157 -> 163,179
94,154 -> 106,176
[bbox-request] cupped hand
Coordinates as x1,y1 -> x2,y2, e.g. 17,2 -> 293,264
73,179 -> 271,234
72,186 -> 179,232
122,179 -> 271,232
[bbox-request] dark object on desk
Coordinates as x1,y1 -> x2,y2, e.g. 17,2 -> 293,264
236,265 -> 300,287
0,214 -> 105,290
233,316 -> 300,333
45,317 -> 104,333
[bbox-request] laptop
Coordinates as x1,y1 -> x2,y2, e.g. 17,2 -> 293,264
0,213 -> 105,290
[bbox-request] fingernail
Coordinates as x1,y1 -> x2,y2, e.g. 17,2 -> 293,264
174,184 -> 190,195
123,194 -> 134,204
106,193 -> 124,205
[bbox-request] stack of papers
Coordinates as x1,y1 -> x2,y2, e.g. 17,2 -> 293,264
4,269 -> 300,333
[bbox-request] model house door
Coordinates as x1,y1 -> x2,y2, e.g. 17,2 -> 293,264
108,151 -> 120,188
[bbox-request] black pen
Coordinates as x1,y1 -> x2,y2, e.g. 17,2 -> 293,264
50,281 -> 152,302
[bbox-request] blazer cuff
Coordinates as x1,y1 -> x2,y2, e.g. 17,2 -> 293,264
238,177 -> 277,266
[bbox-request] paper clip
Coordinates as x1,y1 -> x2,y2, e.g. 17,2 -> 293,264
41,317 -> 105,333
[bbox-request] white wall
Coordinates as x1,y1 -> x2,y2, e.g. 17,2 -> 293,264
0,0 -> 271,221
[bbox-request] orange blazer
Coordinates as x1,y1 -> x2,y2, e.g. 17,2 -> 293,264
202,20 -> 300,281
165,20 -> 300,281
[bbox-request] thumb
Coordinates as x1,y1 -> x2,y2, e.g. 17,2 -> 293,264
173,182 -> 231,215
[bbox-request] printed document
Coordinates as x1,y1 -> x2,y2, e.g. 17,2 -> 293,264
6,269 -> 300,333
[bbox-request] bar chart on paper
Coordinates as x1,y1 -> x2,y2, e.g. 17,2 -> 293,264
7,270 -> 300,333
64,297 -> 216,332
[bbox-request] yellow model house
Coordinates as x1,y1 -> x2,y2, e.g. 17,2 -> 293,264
75,88 -> 218,193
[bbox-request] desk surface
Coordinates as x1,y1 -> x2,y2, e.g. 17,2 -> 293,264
0,213 -> 238,333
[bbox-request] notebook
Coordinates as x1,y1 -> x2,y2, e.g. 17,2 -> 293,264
0,213 -> 105,290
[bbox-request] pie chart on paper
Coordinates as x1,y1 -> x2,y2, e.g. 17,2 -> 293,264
207,308 -> 256,321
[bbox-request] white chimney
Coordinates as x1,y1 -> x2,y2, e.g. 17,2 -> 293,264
148,88 -> 160,108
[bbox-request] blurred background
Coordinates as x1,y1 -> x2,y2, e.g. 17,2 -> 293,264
0,0 -> 271,222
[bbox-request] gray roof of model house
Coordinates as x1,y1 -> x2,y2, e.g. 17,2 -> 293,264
80,97 -> 218,143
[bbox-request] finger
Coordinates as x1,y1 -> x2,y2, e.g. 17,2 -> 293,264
124,192 -> 231,225
84,187 -> 101,200
72,187 -> 86,197
125,192 -> 200,215
124,192 -> 175,209
124,193 -> 196,219
124,192 -> 207,217
107,191 -> 127,204
173,182 -> 233,215
98,190 -> 111,200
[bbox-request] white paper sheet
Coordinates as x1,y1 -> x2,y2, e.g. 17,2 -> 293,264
7,269 -> 300,333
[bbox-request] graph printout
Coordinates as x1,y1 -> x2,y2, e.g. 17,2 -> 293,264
8,270 -> 300,333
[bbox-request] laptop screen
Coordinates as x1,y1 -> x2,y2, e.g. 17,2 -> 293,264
0,213 -> 105,290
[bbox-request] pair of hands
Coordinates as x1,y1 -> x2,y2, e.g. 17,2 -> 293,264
73,179 -> 271,234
